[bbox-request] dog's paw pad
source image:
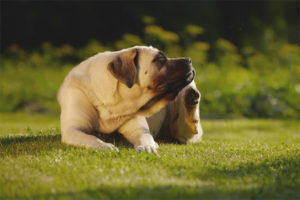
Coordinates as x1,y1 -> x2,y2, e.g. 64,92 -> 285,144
185,87 -> 200,106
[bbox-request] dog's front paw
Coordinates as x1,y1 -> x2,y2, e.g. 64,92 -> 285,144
134,134 -> 159,154
184,87 -> 201,106
135,142 -> 159,154
96,141 -> 119,152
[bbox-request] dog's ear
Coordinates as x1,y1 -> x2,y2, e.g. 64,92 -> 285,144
108,49 -> 138,88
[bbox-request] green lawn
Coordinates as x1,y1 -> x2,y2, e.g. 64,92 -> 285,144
0,113 -> 299,200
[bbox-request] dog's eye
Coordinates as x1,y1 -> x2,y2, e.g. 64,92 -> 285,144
153,53 -> 167,69
156,54 -> 166,63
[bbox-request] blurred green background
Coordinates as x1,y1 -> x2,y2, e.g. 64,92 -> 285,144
1,0 -> 300,119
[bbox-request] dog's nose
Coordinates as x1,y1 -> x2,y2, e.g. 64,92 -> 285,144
184,57 -> 192,64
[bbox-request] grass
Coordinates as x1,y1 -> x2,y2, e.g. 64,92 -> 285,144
0,113 -> 299,200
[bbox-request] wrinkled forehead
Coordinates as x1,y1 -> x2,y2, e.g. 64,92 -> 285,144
120,45 -> 160,56
136,46 -> 160,62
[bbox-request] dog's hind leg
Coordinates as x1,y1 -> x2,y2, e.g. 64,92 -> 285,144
165,82 -> 203,143
182,84 -> 203,142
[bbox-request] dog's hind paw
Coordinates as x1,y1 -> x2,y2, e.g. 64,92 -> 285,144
184,87 -> 200,107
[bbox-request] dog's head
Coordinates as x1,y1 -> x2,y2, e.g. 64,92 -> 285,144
107,46 -> 195,116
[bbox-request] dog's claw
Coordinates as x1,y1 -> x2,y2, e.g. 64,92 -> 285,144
146,146 -> 151,153
114,146 -> 119,152
135,146 -> 145,153
98,142 -> 119,152
135,143 -> 159,155
151,146 -> 159,156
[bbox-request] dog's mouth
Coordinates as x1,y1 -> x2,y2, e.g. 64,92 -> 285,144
140,69 -> 195,111
156,69 -> 195,92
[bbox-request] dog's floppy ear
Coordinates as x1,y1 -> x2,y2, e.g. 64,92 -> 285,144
108,49 -> 138,88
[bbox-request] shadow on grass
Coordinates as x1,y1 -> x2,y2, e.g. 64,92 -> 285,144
2,156 -> 299,200
191,156 -> 300,200
27,185 -> 229,200
0,134 -> 64,156
24,182 -> 300,200
204,157 -> 300,181
0,130 -> 181,157
24,156 -> 299,200
0,133 -> 135,157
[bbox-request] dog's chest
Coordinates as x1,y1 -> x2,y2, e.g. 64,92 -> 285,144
97,110 -> 134,133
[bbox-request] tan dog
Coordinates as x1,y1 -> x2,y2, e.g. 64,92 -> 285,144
57,46 -> 202,153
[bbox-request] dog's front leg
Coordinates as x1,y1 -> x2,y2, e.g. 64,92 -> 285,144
118,116 -> 158,154
61,127 -> 119,151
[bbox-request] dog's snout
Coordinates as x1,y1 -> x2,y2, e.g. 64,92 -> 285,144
185,57 -> 192,64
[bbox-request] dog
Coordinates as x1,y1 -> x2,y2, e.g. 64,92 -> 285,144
57,46 -> 203,153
